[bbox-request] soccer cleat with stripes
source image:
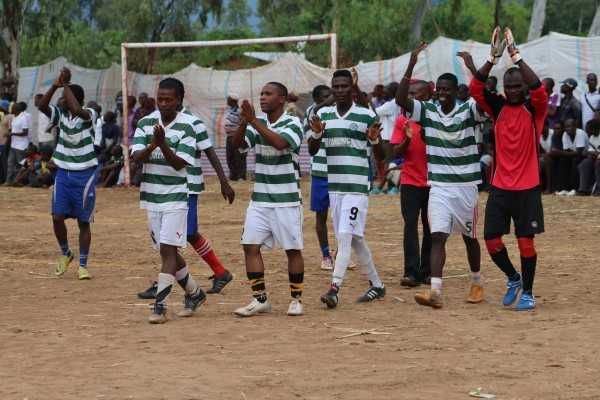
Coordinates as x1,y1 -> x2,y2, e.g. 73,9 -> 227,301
178,289 -> 207,317
466,284 -> 484,303
55,253 -> 74,276
356,284 -> 386,303
77,267 -> 92,280
503,273 -> 523,306
206,270 -> 233,294
148,303 -> 168,324
414,290 -> 444,309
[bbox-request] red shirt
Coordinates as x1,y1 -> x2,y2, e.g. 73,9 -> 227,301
470,73 -> 548,190
390,114 -> 429,187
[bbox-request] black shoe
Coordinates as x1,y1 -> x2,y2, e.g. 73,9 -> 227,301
206,270 -> 233,294
178,289 -> 207,317
321,289 -> 339,309
138,281 -> 158,299
356,284 -> 386,302
400,276 -> 421,288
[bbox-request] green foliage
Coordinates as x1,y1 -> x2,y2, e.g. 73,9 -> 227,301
543,0 -> 597,36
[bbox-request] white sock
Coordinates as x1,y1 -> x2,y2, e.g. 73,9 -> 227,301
470,271 -> 482,285
156,272 -> 176,306
175,265 -> 199,295
431,277 -> 443,295
351,236 -> 383,288
332,232 -> 353,287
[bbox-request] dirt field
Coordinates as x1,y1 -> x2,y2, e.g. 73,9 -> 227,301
0,177 -> 599,400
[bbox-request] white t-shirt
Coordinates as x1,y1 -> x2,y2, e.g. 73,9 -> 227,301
562,129 -> 590,154
588,134 -> 600,153
37,111 -> 53,143
23,111 -> 33,143
375,101 -> 400,141
540,133 -> 552,154
11,113 -> 29,150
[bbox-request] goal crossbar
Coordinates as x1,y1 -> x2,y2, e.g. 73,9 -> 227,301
119,33 -> 337,186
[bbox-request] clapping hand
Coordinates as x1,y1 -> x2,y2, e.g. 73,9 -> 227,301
409,42 -> 428,65
367,122 -> 383,143
240,99 -> 256,125
309,115 -> 326,136
404,121 -> 413,140
488,26 -> 507,65
504,27 -> 522,63
153,124 -> 166,146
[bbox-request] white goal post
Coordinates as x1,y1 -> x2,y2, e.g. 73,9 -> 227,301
119,33 -> 337,187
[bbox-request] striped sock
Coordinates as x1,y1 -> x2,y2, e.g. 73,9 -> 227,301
79,249 -> 89,268
247,271 -> 267,303
175,265 -> 199,295
319,243 -> 331,258
156,273 -> 176,306
191,236 -> 226,278
59,242 -> 71,257
470,271 -> 482,285
431,277 -> 443,295
289,272 -> 304,301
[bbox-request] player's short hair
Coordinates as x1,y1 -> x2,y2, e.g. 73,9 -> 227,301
266,81 -> 288,98
543,77 -> 555,87
487,76 -> 498,84
504,67 -> 522,80
437,73 -> 458,89
332,69 -> 353,85
35,93 -> 43,100
18,101 -> 27,111
159,77 -> 185,99
312,85 -> 330,100
458,83 -> 468,90
69,84 -> 85,105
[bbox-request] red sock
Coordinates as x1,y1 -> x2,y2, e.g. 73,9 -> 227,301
191,236 -> 226,277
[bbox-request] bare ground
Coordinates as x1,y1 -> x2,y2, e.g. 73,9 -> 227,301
0,177 -> 599,400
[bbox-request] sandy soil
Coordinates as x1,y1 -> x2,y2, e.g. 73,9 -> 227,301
0,177 -> 599,400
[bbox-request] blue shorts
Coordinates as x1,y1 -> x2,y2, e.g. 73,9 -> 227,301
52,168 -> 97,222
310,175 -> 330,212
187,194 -> 198,236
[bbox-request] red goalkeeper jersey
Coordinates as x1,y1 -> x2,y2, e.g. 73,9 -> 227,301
470,72 -> 548,190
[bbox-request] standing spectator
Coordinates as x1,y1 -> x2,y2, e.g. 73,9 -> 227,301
17,102 -> 33,144
555,119 -> 589,195
470,26 -> 548,310
577,119 -> 600,195
0,100 -> 14,183
132,92 -> 149,129
397,43 -> 485,309
309,70 -> 387,309
391,80 -> 432,287
284,91 -> 302,118
370,84 -> 386,107
543,78 -> 561,127
37,67 -> 100,280
126,95 -> 136,148
224,93 -> 246,181
100,111 -> 121,153
232,83 -> 306,317
558,78 -> 582,127
581,73 -> 600,129
34,94 -> 54,149
370,83 -> 400,193
304,85 -> 335,270
539,120 -> 554,194
5,103 -> 29,186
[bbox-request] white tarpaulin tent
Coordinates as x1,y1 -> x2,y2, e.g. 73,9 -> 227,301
15,32 -> 600,172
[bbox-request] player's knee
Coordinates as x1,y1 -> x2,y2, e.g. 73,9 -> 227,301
517,237 -> 536,258
484,237 -> 504,254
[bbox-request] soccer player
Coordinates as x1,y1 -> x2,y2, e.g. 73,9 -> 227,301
309,69 -> 387,309
396,44 -> 486,309
390,80 -> 433,288
131,78 -> 205,324
37,67 -> 100,280
137,79 -> 235,299
469,27 -> 548,310
304,84 -> 335,270
232,82 -> 306,317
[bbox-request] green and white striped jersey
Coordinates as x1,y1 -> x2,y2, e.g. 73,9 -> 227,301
131,111 -> 196,211
181,108 -> 212,194
409,99 -> 485,186
317,103 -> 377,195
304,104 -> 327,177
242,113 -> 303,207
50,106 -> 100,170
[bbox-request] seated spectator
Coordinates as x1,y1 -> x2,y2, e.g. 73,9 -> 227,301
539,120 -> 554,194
478,142 -> 493,192
98,145 -> 124,188
101,111 -> 121,153
456,84 -> 470,104
29,145 -> 56,188
554,118 -> 589,195
369,158 -> 403,195
549,120 -> 565,193
577,119 -> 600,195
13,143 -> 40,186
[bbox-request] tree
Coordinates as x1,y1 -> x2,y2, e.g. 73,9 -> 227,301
410,0 -> 430,44
527,0 -> 547,41
223,0 -> 253,29
590,0 -> 600,36
0,0 -> 29,99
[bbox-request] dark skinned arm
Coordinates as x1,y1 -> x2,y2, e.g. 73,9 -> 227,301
204,146 -> 235,204
232,122 -> 248,149
59,68 -> 91,121
396,43 -> 427,113
240,99 -> 289,150
307,115 -> 326,156
152,125 -> 187,171
351,68 -> 369,109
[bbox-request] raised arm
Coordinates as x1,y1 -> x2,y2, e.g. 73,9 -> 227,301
38,71 -> 65,118
395,43 -> 427,113
240,100 -> 290,150
59,68 -> 91,121
351,68 -> 370,109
